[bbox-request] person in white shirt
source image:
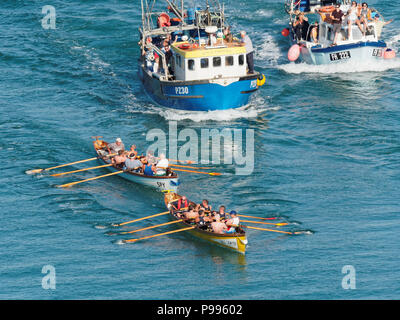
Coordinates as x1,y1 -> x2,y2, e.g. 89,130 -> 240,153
240,31 -> 254,74
107,138 -> 125,154
225,211 -> 240,233
155,153 -> 169,176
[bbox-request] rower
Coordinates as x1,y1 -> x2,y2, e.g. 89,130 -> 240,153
225,211 -> 240,234
211,215 -> 228,234
108,138 -> 125,154
184,205 -> 199,224
197,199 -> 212,212
126,145 -> 138,158
142,160 -> 155,176
155,153 -> 169,176
173,195 -> 189,211
197,210 -> 208,230
124,154 -> 142,172
218,205 -> 227,220
112,150 -> 127,169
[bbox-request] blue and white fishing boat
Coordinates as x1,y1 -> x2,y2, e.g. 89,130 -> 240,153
283,0 -> 396,65
138,0 -> 266,111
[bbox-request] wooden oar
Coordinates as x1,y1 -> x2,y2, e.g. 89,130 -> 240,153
240,219 -> 288,227
26,157 -> 99,175
170,164 -> 213,170
238,214 -> 278,221
50,164 -> 113,177
26,153 -> 116,175
57,170 -> 123,188
244,225 -> 294,235
172,168 -> 222,176
119,220 -> 183,235
168,159 -> 196,164
114,211 -> 170,227
123,226 -> 195,243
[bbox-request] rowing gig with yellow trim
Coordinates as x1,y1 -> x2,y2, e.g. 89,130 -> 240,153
164,192 -> 248,254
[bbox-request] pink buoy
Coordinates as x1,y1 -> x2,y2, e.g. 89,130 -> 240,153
384,48 -> 396,59
281,28 -> 290,37
288,44 -> 300,62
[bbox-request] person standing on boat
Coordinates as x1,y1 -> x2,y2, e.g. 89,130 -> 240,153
293,13 -> 310,42
108,138 -> 125,154
373,14 -> 393,39
331,4 -> 345,46
240,31 -> 254,74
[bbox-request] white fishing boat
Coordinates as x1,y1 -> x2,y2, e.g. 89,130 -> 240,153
283,0 -> 396,65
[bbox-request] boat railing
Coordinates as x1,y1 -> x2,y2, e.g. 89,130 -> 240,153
146,43 -> 170,80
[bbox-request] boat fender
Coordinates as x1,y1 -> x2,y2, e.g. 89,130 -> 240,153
281,28 -> 290,37
288,44 -> 300,62
257,74 -> 266,87
384,48 -> 396,59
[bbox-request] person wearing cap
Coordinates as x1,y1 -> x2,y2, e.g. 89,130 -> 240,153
226,211 -> 240,229
373,14 -> 393,39
108,138 -> 125,154
240,31 -> 255,74
124,153 -> 142,172
126,144 -> 137,158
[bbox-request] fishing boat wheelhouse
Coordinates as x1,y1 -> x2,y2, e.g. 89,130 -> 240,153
283,0 -> 396,65
139,0 -> 265,111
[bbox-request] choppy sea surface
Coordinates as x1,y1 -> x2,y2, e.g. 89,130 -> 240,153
1,0 -> 399,299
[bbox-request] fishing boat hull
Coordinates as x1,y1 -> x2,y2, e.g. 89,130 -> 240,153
164,192 -> 247,254
139,65 -> 260,111
298,40 -> 389,65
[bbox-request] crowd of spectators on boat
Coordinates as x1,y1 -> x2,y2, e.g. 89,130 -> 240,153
96,137 -> 174,177
292,2 -> 393,45
171,197 -> 242,235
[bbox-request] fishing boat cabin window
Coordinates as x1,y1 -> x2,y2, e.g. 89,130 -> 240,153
213,57 -> 221,67
225,56 -> 234,66
188,59 -> 195,70
201,58 -> 209,68
238,54 -> 244,66
175,54 -> 182,69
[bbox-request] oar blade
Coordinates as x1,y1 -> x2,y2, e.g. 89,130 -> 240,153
25,169 -> 43,175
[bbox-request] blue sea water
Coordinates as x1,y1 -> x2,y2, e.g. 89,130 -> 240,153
1,0 -> 399,299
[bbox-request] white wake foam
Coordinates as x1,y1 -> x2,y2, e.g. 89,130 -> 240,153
278,59 -> 400,74
254,33 -> 282,66
134,104 -> 274,122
